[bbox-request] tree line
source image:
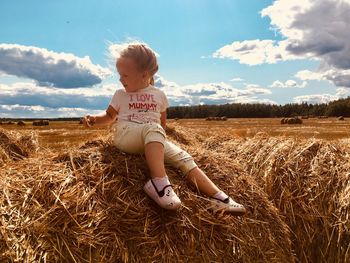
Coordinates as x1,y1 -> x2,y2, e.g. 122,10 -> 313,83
167,97 -> 350,118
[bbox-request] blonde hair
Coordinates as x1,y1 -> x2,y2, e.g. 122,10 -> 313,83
119,43 -> 158,85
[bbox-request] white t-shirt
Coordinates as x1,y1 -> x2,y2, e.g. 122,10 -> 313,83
109,85 -> 169,125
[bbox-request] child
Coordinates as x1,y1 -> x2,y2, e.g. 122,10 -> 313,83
82,43 -> 246,215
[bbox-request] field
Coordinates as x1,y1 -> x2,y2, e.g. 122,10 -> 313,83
1,118 -> 350,262
2,117 -> 350,150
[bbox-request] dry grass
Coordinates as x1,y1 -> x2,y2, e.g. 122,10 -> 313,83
0,120 -> 349,262
201,132 -> 350,263
170,117 -> 350,140
0,128 -> 38,165
0,128 -> 292,263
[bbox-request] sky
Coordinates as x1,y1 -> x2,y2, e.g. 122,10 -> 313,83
1,0 -> 350,118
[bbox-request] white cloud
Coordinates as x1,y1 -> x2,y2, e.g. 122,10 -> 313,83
154,75 -> 273,105
293,94 -> 337,104
213,0 -> 350,87
0,104 -> 104,118
262,0 -> 350,69
295,70 -> 323,81
293,87 -> 349,104
0,104 -> 45,111
0,82 -> 115,110
213,40 -> 297,65
245,84 -> 272,95
270,79 -> 307,88
0,43 -> 111,88
296,68 -> 350,88
230,77 -> 244,82
335,87 -> 349,97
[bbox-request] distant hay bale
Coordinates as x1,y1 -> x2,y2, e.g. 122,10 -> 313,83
338,116 -> 345,120
6,121 -> 14,125
281,117 -> 302,125
301,116 -> 308,119
33,120 -> 40,126
221,116 -> 227,121
17,121 -> 25,126
294,117 -> 302,124
0,130 -> 294,262
33,120 -> 49,126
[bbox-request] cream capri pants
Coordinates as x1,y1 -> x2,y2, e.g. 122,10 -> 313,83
112,122 -> 198,175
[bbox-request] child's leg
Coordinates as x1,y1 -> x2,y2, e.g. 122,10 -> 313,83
164,141 -> 246,214
163,140 -> 219,196
141,123 -> 181,210
113,122 -> 180,209
113,122 -> 168,179
186,167 -> 220,197
144,142 -> 167,178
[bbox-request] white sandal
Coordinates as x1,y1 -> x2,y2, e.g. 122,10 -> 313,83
143,179 -> 182,210
208,197 -> 246,215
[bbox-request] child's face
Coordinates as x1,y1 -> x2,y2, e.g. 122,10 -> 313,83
116,57 -> 149,92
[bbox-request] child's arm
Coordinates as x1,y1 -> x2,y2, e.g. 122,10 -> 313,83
160,111 -> 167,130
83,105 -> 118,127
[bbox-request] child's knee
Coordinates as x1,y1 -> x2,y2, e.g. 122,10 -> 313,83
168,149 -> 198,175
142,123 -> 166,146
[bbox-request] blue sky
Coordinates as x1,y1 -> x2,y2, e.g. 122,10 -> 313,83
1,0 -> 349,117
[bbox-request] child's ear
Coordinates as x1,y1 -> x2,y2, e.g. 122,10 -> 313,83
142,71 -> 149,79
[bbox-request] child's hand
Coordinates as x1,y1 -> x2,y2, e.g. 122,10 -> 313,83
82,115 -> 96,128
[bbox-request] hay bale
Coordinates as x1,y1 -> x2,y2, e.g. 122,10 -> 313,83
33,120 -> 41,126
221,116 -> 227,121
17,121 -> 25,126
294,117 -> 302,124
301,116 -> 308,119
0,132 -> 294,262
338,116 -> 345,121
199,132 -> 350,263
284,117 -> 302,124
33,120 -> 50,126
287,118 -> 295,124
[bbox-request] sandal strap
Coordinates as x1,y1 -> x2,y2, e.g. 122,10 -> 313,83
150,179 -> 172,197
211,196 -> 230,204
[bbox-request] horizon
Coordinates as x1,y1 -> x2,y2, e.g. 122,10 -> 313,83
1,0 -> 350,118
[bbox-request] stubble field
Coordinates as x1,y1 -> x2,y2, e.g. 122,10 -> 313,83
2,117 -> 350,150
